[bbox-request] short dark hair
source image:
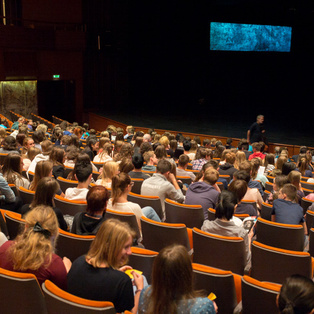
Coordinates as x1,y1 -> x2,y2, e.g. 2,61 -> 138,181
74,160 -> 92,182
233,170 -> 250,183
183,140 -> 191,151
215,190 -> 237,221
178,154 -> 190,167
132,154 -> 144,169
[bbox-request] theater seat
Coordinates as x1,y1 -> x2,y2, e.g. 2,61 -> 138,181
42,280 -> 116,314
0,267 -> 46,314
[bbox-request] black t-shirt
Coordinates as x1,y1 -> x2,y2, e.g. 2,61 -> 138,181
67,255 -> 134,313
249,122 -> 262,143
70,212 -> 106,235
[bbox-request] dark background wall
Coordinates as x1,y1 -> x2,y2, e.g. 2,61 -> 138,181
1,0 -> 314,145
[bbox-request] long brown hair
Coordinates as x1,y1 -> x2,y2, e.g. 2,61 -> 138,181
29,160 -> 53,191
2,153 -> 23,184
144,244 -> 202,313
111,172 -> 131,205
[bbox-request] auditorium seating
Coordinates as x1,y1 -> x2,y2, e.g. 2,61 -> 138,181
105,209 -> 141,242
192,228 -> 246,275
0,268 -> 46,314
17,186 -> 35,204
255,217 -> 305,251
127,192 -> 163,221
250,241 -> 313,284
140,216 -> 191,252
53,195 -> 87,216
192,263 -> 241,314
42,280 -> 116,314
241,275 -> 281,314
164,198 -> 204,228
4,211 -> 25,240
56,229 -> 95,261
128,247 -> 158,284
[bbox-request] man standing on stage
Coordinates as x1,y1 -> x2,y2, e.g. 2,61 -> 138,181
247,114 -> 265,144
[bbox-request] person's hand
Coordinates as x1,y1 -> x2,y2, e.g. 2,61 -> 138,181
213,301 -> 218,313
168,173 -> 176,184
63,257 -> 72,273
132,271 -> 144,290
119,265 -> 132,273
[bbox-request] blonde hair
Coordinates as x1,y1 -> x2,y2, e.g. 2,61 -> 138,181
100,161 -> 119,186
86,219 -> 135,269
234,151 -> 246,170
159,136 -> 170,148
9,205 -> 58,271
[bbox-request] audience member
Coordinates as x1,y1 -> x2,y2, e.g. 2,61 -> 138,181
64,159 -> 92,200
271,184 -> 306,233
49,146 -> 66,179
233,170 -> 263,209
185,168 -> 220,219
142,151 -> 157,172
28,139 -> 53,174
2,153 -> 30,188
218,152 -> 237,180
95,161 -> 119,188
201,190 -> 253,269
0,136 -> 20,154
191,147 -> 212,171
71,185 -> 108,235
21,177 -> 67,231
250,157 -> 269,188
107,173 -> 161,231
29,160 -> 53,191
0,205 -> 70,289
67,219 -> 144,313
139,244 -> 216,314
128,154 -> 150,180
93,142 -> 113,163
176,154 -> 196,181
141,159 -> 184,218
277,274 -> 314,314
228,179 -> 258,216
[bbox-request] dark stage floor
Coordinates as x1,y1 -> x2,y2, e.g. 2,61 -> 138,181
96,111 -> 314,148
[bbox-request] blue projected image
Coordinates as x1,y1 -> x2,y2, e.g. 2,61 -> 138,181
210,22 -> 292,52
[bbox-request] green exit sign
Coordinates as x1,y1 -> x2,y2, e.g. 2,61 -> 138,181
53,74 -> 60,79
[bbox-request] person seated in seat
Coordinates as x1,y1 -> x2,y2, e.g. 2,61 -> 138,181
67,219 -> 144,313
176,154 -> 196,181
142,151 -> 157,172
271,183 -> 307,233
139,244 -> 217,314
64,159 -> 92,201
201,190 -> 254,269
277,274 -> 314,314
71,185 -> 109,235
21,177 -> 68,231
185,168 -> 220,220
228,179 -> 259,217
0,205 -> 71,289
141,159 -> 185,217
107,172 -> 161,231
128,154 -> 150,180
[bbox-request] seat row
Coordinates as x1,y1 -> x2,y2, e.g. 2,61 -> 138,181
0,258 -> 282,314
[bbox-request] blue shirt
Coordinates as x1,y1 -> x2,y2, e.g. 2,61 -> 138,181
272,198 -> 304,225
139,285 -> 215,314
